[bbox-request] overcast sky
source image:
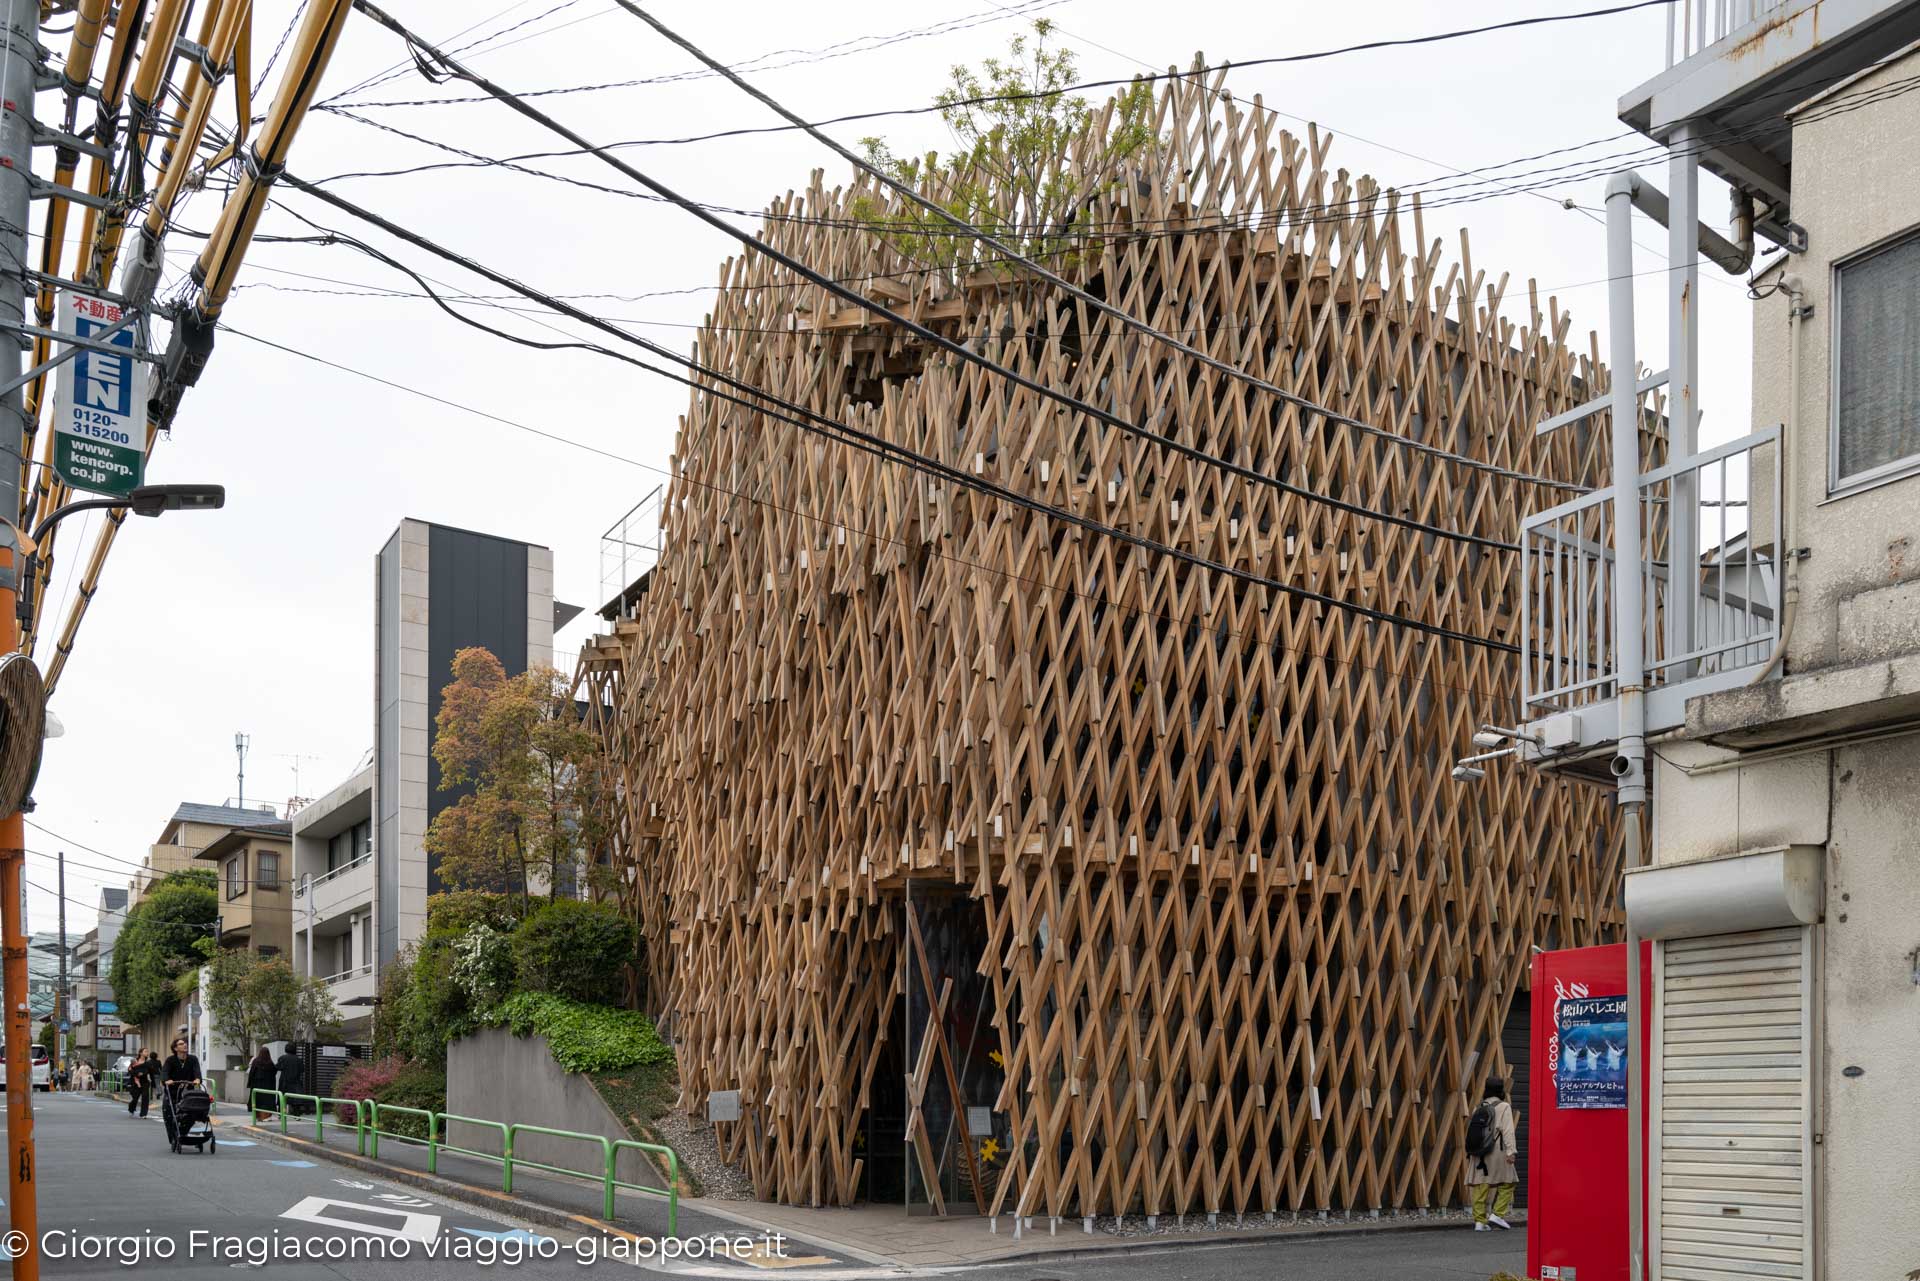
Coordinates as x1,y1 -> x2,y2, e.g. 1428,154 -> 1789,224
25,0 -> 1757,937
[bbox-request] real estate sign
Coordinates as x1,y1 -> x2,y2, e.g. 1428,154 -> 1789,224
51,290 -> 147,497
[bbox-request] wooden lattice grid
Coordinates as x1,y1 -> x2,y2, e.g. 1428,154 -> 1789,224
579,64 -> 1642,1218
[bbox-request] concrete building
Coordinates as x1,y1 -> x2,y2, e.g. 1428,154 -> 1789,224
1505,6 -> 1920,1279
73,886 -> 129,1062
291,758 -> 376,1032
285,519 -> 572,1039
373,518 -> 568,971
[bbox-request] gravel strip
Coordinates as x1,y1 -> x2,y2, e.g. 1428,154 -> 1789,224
651,1109 -> 758,1201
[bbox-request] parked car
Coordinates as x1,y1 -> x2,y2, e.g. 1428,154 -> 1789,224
0,1044 -> 52,1091
111,1054 -> 134,1076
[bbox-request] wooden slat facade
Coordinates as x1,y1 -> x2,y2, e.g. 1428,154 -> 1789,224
582,66 -> 1633,1218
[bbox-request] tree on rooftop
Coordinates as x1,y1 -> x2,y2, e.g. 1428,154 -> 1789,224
851,20 -> 1158,279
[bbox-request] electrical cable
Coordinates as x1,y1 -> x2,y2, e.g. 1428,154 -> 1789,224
220,320 -> 1534,714
275,175 -> 1518,653
331,0 -> 1678,111
621,1 -> 1588,496
348,1 -> 1524,559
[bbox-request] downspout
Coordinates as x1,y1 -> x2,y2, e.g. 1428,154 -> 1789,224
1605,171 -> 1650,1281
1751,272 -> 1806,685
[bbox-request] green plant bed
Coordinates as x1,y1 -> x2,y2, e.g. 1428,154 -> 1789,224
590,1064 -> 699,1197
487,993 -> 671,1074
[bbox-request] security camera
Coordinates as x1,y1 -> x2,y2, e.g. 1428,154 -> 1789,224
1451,764 -> 1486,781
1471,729 -> 1505,749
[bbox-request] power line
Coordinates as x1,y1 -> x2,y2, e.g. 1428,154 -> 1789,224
222,322 -> 1533,712
278,173 -> 1519,653
330,0 -> 1678,112
348,2 -> 1524,561
621,2 -> 1589,499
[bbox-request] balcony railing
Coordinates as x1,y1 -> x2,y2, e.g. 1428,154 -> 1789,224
1666,0 -> 1793,66
1522,426 -> 1782,731
293,854 -> 372,899
601,486 -> 664,619
321,963 -> 373,985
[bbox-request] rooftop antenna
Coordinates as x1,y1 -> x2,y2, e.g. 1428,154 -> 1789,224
235,732 -> 250,810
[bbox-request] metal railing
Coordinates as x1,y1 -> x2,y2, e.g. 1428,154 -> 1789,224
1522,426 -> 1781,719
249,1091 -> 678,1234
293,854 -> 373,899
600,486 -> 664,618
319,963 -> 375,986
1667,0 -> 1794,66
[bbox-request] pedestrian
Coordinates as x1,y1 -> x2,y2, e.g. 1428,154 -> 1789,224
247,1046 -> 279,1121
1465,1075 -> 1518,1231
275,1044 -> 307,1116
161,1038 -> 203,1147
127,1050 -> 158,1118
75,1060 -> 94,1092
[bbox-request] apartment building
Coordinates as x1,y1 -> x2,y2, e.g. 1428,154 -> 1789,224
1500,4 -> 1920,1278
73,886 -> 128,1061
291,519 -> 569,1036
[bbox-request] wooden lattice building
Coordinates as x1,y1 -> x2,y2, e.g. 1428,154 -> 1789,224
582,68 -> 1633,1221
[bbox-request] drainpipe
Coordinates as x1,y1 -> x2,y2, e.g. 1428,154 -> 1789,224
1751,272 -> 1806,685
1605,171 -> 1650,1281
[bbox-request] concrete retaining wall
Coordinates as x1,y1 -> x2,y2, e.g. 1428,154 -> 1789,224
446,1027 -> 658,1185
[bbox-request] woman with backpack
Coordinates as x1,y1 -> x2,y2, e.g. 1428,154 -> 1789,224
1465,1076 -> 1518,1231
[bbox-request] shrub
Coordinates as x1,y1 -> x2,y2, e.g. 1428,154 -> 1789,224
334,1055 -> 407,1125
334,1055 -> 446,1140
489,993 -> 672,1074
426,891 -> 522,937
371,948 -> 415,1061
451,924 -> 514,1008
509,899 -> 635,1005
406,934 -> 477,1065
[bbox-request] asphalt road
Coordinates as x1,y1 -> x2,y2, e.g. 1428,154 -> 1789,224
2,1094 -> 1525,1279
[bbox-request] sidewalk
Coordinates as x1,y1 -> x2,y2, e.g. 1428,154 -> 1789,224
236,1106 -> 1521,1270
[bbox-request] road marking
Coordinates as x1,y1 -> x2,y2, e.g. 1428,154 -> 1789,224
269,1160 -> 318,1168
374,1193 -> 435,1208
455,1228 -> 552,1245
280,1197 -> 441,1243
334,1178 -> 376,1190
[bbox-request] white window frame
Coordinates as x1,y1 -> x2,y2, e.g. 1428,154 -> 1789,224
1828,225 -> 1920,499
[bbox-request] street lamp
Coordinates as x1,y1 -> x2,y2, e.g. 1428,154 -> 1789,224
19,484 -> 225,632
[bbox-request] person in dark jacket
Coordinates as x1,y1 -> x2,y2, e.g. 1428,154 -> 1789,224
247,1046 -> 279,1121
161,1038 -> 203,1145
275,1046 -> 307,1115
127,1050 -> 158,1117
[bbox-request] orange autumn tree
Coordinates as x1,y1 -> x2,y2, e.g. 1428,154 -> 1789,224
424,647 -> 614,906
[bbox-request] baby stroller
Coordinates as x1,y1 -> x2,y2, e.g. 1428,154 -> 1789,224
162,1082 -> 217,1155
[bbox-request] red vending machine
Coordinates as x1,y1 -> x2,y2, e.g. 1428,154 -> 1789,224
1526,941 -> 1651,1281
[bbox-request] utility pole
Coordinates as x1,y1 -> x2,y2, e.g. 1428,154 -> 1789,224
55,855 -> 65,1081
1,0 -> 42,1274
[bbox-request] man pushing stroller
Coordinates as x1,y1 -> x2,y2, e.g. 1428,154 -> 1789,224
159,1037 -> 216,1154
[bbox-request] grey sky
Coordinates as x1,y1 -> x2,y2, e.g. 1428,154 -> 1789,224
25,0 -> 1755,935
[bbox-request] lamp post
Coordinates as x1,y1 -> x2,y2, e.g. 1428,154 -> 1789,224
17,485 -> 226,634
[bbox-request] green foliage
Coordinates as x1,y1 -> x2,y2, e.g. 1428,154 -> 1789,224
109,871 -> 218,1027
850,20 -> 1158,278
36,1021 -> 54,1052
426,890 -> 523,936
204,949 -> 340,1056
510,898 -> 635,1005
488,993 -> 671,1075
451,924 -> 515,1008
371,945 -> 416,1061
405,934 -> 478,1066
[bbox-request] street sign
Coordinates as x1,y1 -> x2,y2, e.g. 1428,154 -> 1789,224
51,290 -> 148,497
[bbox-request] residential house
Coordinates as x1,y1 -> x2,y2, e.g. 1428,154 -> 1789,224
197,819 -> 294,959
1504,4 -> 1920,1278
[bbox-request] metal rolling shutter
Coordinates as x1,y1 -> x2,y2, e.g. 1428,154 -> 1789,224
1657,927 -> 1810,1281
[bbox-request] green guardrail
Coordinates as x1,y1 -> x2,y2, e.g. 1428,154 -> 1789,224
255,1093 -> 677,1234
